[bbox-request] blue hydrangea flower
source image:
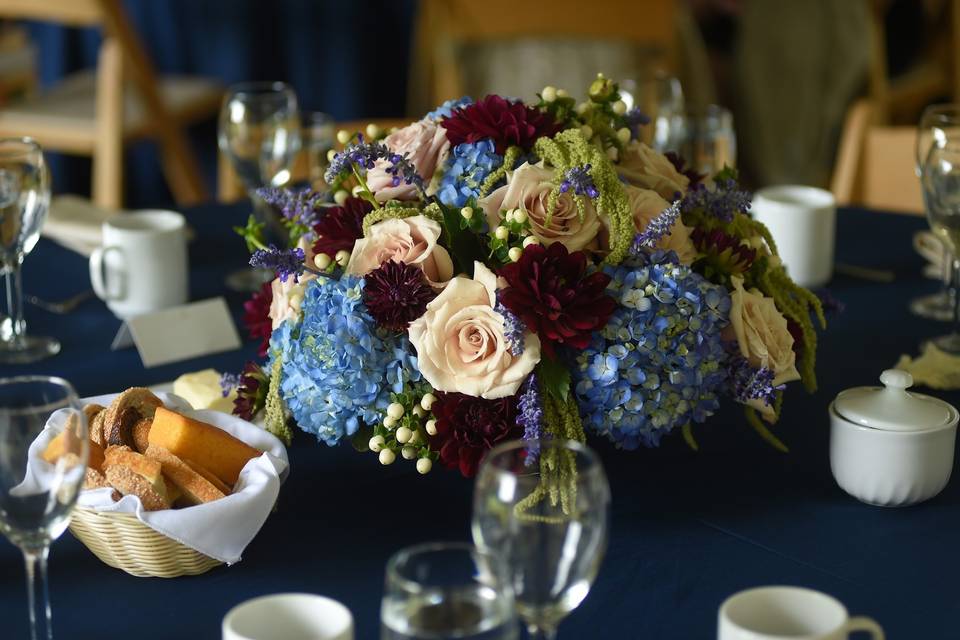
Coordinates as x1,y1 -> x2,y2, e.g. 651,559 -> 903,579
270,275 -> 421,446
427,96 -> 473,122
572,250 -> 731,449
437,139 -> 504,208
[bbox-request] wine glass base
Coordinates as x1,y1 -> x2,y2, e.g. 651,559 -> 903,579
0,335 -> 60,364
933,333 -> 960,354
225,268 -> 274,293
909,292 -> 955,321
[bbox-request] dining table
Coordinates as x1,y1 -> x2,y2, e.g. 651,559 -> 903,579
1,201 -> 957,640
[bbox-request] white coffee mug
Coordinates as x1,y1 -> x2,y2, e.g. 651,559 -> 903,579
222,593 -> 354,640
89,210 -> 188,319
751,185 -> 836,288
719,586 -> 884,640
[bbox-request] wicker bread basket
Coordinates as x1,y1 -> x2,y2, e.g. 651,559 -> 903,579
69,507 -> 222,578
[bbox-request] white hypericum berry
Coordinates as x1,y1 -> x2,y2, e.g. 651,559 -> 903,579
576,102 -> 590,116
556,88 -> 569,98
335,250 -> 351,267
512,208 -> 528,224
420,393 -> 436,410
416,458 -> 433,474
580,125 -> 593,140
395,426 -> 413,444
334,190 -> 349,205
383,416 -> 396,429
407,430 -> 421,445
504,209 -> 514,223
368,435 -> 385,452
387,402 -> 405,420
606,146 -> 619,161
508,247 -> 523,262
522,235 -> 540,248
402,446 -> 417,460
379,448 -> 396,465
541,86 -> 557,102
613,100 -> 627,115
425,419 -> 437,436
494,226 -> 510,240
365,123 -> 381,139
314,253 -> 332,270
412,405 -> 426,418
351,184 -> 364,197
461,206 -> 474,220
617,127 -> 631,144
326,149 -> 337,163
336,129 -> 351,145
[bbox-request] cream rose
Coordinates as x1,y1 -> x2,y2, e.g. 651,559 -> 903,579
624,185 -> 697,264
367,120 -> 450,202
725,276 -> 801,389
479,162 -> 602,252
618,141 -> 689,200
345,215 -> 454,287
408,262 -> 541,399
269,272 -> 316,330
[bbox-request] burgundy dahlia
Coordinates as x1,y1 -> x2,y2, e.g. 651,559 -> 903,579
312,196 -> 372,259
233,361 -> 269,420
363,261 -> 437,331
443,95 -> 562,155
498,243 -> 616,356
430,392 -> 519,477
690,227 -> 757,276
664,151 -> 705,186
242,282 -> 273,358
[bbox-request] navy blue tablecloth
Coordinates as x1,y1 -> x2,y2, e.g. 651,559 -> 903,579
1,205 -> 958,639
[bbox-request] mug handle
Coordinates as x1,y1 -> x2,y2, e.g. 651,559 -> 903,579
844,616 -> 884,639
89,246 -> 124,301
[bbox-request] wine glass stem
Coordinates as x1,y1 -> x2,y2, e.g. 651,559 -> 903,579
23,545 -> 52,640
528,625 -> 559,640
951,257 -> 960,334
4,262 -> 26,348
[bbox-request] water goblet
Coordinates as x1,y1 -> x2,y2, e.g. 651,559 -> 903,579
0,138 -> 58,363
675,104 -> 737,178
0,376 -> 87,640
472,439 -> 610,640
303,111 -> 336,190
920,141 -> 960,352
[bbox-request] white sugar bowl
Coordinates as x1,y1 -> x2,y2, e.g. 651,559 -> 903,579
829,369 -> 958,507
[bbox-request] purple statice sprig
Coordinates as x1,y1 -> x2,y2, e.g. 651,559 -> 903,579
516,373 -> 545,465
257,187 -> 324,231
729,357 -> 784,407
680,179 -> 752,223
219,372 -> 241,398
559,163 -> 600,199
631,200 -> 681,253
250,245 -> 311,282
495,293 -> 526,356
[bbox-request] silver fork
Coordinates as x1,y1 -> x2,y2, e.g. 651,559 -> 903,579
25,290 -> 95,314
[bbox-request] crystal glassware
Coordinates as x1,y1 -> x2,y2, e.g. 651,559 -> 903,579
912,104 -> 960,321
0,138 -> 58,363
620,72 -> 685,152
472,439 -> 610,640
675,104 -> 737,178
303,111 -> 336,190
218,82 -> 302,291
0,376 -> 87,640
380,542 -> 519,640
920,142 -> 960,352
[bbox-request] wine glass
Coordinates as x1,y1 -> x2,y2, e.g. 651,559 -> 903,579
921,141 -> 960,353
380,542 -> 519,640
0,376 -> 87,640
621,72 -> 685,152
675,104 -> 737,178
912,104 -> 960,321
303,111 -> 336,190
472,439 -> 610,640
218,82 -> 302,291
0,138 -> 58,364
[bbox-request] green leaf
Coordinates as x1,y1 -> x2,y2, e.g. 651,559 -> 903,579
431,201 -> 486,274
538,355 -> 571,402
351,423 -> 374,452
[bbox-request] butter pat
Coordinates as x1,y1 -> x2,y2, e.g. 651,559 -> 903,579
173,369 -> 236,413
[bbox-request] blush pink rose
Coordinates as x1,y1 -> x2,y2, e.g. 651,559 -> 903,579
479,161 -> 602,252
269,272 -> 316,330
344,215 -> 454,287
618,141 -> 690,200
367,120 -> 450,202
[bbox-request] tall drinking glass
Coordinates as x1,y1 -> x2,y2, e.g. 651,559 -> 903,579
380,542 -> 519,640
303,111 -> 336,190
675,105 -> 737,178
621,73 -> 685,152
472,440 -> 610,640
218,82 -> 302,291
0,138 -> 57,363
921,142 -> 960,352
0,376 -> 87,640
912,104 -> 960,320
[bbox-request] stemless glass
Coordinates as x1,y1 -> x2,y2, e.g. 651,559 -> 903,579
921,142 -> 960,352
0,376 -> 87,640
218,82 -> 302,291
472,439 -> 610,640
0,138 -> 58,363
912,104 -> 960,320
621,73 -> 685,152
380,542 -> 519,640
675,105 -> 737,178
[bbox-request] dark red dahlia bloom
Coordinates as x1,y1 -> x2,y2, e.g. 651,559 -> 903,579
430,392 -> 519,477
690,227 -> 757,275
442,95 -> 562,155
363,261 -> 437,331
233,361 -> 269,420
243,282 -> 273,358
664,151 -> 705,186
312,196 -> 372,258
497,243 -> 616,356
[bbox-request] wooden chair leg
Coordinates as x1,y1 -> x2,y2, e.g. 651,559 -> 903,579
93,37 -> 123,210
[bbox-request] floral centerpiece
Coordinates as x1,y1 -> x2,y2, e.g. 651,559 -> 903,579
228,74 -> 825,480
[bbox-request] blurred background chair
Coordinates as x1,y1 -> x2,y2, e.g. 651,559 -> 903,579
0,21 -> 36,106
0,0 -> 222,209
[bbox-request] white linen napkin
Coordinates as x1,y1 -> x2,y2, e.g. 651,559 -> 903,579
42,195 -> 116,257
29,392 -> 289,565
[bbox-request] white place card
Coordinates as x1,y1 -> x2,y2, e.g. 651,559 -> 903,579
123,297 -> 242,368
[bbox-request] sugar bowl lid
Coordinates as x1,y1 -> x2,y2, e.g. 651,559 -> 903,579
834,369 -> 957,432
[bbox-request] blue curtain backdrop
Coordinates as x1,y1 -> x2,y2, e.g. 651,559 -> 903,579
26,0 -> 417,207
